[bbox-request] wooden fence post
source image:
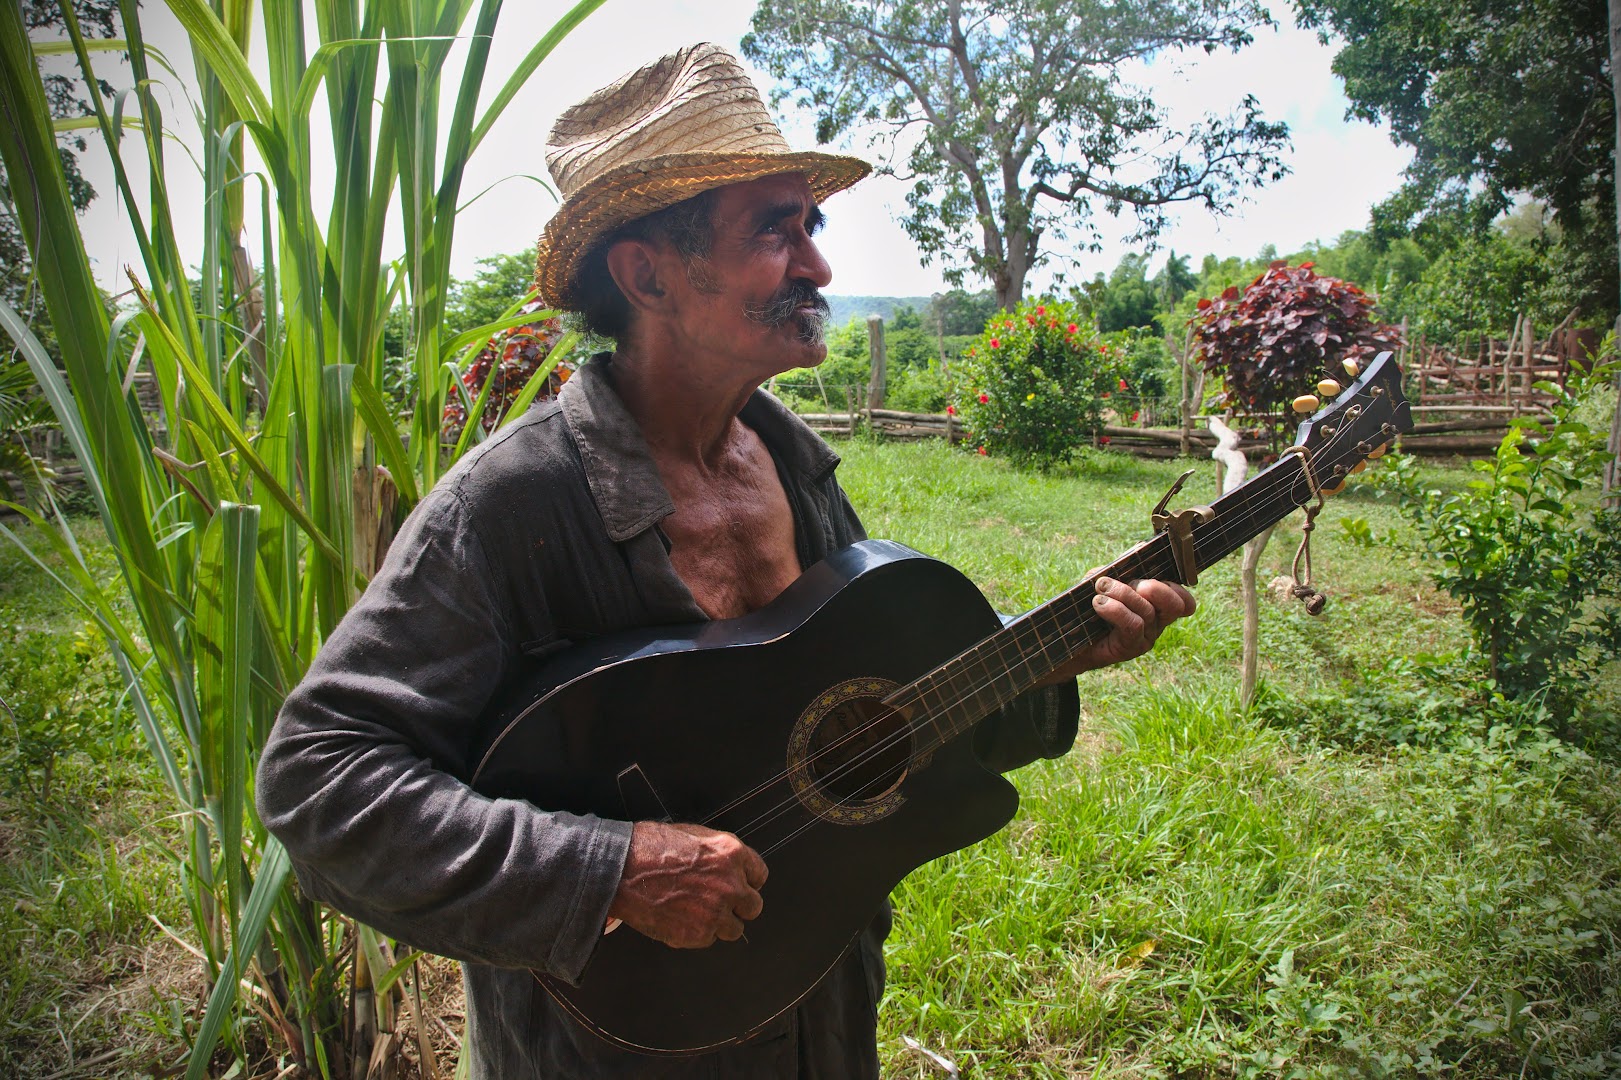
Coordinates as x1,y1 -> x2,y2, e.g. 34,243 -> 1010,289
866,314 -> 886,412
1178,327 -> 1193,457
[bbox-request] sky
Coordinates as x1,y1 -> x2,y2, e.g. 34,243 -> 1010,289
71,0 -> 1414,300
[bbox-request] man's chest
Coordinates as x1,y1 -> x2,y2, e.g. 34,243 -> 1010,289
660,490 -> 800,619
656,446 -> 802,620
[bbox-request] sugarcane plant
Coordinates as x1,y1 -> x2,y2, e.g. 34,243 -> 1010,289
0,0 -> 603,1073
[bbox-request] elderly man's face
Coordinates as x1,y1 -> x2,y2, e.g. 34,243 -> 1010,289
672,173 -> 834,375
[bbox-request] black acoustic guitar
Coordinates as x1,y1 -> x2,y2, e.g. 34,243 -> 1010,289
468,351 -> 1412,1055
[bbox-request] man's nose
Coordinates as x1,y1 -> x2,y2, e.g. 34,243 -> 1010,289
791,234 -> 833,289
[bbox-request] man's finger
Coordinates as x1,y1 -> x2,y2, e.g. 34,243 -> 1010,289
734,887 -> 764,921
741,847 -> 769,890
1093,576 -> 1155,632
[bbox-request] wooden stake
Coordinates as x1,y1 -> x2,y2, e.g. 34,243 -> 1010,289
866,314 -> 886,412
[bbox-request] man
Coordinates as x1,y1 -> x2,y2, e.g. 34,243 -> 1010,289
257,43 -> 1194,1077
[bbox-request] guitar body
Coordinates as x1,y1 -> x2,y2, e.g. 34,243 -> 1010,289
469,540 -> 1021,1055
466,349 -> 1415,1056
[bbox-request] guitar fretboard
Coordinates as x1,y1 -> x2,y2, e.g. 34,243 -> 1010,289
885,452 -> 1316,754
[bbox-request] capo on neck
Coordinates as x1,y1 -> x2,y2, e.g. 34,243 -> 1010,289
1150,469 -> 1215,586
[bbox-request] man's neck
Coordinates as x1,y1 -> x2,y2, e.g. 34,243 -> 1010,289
607,346 -> 763,469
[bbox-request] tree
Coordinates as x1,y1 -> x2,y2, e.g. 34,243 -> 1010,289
1155,249 -> 1197,310
1091,253 -> 1160,332
1295,0 -> 1618,327
1193,260 -> 1402,430
743,0 -> 1290,310
2,1 -> 118,335
444,248 -> 539,335
927,288 -> 998,335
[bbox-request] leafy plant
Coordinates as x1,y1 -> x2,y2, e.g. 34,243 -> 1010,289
0,621 -> 123,800
0,352 -> 56,499
440,308 -> 571,445
1377,352 -> 1621,719
953,299 -> 1126,466
1192,261 -> 1404,427
0,0 -> 603,1074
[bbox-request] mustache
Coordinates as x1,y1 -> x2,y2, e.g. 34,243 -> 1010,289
743,280 -> 831,342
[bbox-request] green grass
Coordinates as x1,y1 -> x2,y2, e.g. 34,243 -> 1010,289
829,440 -> 1621,1077
3,444 -> 1620,1076
1,517 -> 189,1077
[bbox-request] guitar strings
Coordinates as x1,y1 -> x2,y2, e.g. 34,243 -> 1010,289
704,403 -> 1384,850
713,413 -> 1371,848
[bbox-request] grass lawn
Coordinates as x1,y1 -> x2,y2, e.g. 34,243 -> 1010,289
2,441 -> 1618,1077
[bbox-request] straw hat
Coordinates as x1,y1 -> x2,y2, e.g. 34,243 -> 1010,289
532,43 -> 871,310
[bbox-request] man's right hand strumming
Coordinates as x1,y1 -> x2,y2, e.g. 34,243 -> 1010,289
608,821 -> 768,948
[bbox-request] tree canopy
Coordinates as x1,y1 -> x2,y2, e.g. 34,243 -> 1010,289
3,0 -> 118,322
1294,0 -> 1617,325
743,0 -> 1290,310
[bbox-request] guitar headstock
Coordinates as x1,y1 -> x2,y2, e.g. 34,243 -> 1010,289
1292,351 -> 1412,494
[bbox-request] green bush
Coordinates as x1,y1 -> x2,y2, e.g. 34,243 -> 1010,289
884,363 -> 952,413
1254,652 -> 1550,752
1376,353 -> 1621,723
0,622 -> 124,801
953,299 -> 1126,466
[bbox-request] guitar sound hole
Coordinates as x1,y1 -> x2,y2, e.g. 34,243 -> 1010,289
807,696 -> 911,804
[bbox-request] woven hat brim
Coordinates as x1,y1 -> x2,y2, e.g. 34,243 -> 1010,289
533,149 -> 872,311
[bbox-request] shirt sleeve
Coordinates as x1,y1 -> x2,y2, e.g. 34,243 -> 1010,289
254,486 -> 632,983
973,676 -> 1081,774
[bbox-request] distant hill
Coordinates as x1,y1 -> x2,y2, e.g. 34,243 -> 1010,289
825,294 -> 934,327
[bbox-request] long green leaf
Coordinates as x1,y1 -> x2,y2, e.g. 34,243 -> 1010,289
129,285 -> 345,569
498,330 -> 578,431
185,838 -> 291,1080
350,373 -> 421,506
467,0 -> 610,154
220,504 -> 259,938
440,303 -> 551,364
160,0 -> 269,125
31,37 -> 127,53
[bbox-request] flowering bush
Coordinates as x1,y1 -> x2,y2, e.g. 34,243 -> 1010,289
953,299 -> 1127,466
1192,261 -> 1402,425
441,306 -> 571,442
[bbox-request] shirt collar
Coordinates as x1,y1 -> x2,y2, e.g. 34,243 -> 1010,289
558,353 -> 841,543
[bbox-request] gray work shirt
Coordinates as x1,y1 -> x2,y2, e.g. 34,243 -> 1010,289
257,354 -> 1079,1077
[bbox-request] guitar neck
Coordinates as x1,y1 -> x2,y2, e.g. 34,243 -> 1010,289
887,452 -> 1312,753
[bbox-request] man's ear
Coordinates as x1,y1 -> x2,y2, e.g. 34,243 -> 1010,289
605,237 -> 673,317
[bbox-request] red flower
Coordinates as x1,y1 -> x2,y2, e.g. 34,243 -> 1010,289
1025,314 -> 1036,325
1118,378 -> 1129,390
1066,323 -> 1077,333
945,404 -> 956,416
1036,305 -> 1046,316
990,338 -> 1001,349
977,445 -> 988,455
978,392 -> 989,404
1101,392 -> 1111,399
1099,435 -> 1111,445
1131,410 -> 1140,422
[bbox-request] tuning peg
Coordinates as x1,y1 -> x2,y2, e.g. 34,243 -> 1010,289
1321,477 -> 1347,495
1316,378 -> 1341,398
1368,444 -> 1386,460
1342,359 -> 1360,378
1351,460 -> 1367,474
1292,394 -> 1320,414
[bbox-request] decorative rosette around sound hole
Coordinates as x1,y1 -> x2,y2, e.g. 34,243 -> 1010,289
787,677 -> 912,825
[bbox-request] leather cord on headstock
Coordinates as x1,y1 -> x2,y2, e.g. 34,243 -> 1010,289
1278,444 -> 1329,616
